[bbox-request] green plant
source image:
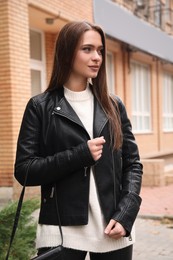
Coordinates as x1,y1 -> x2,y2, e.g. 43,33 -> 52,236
0,199 -> 40,260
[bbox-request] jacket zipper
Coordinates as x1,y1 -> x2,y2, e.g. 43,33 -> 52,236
53,109 -> 93,179
84,167 -> 88,177
129,234 -> 132,241
50,186 -> 55,198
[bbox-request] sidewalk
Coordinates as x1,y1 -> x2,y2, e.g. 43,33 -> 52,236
134,217 -> 173,260
139,184 -> 173,219
134,184 -> 173,259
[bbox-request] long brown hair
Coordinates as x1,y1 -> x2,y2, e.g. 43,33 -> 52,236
47,21 -> 122,149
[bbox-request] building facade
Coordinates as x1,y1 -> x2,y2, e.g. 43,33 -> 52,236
0,0 -> 173,199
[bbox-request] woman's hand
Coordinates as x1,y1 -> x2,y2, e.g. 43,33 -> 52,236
104,219 -> 126,239
87,136 -> 106,161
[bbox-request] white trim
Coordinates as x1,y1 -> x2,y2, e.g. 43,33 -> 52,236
106,51 -> 115,94
30,28 -> 46,95
131,61 -> 151,133
163,72 -> 173,132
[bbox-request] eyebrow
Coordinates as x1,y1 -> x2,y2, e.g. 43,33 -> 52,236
81,44 -> 104,49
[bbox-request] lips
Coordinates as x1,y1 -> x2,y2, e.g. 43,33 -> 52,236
89,66 -> 100,71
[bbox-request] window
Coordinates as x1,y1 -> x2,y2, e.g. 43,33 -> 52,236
30,29 -> 46,96
131,61 -> 151,133
106,52 -> 115,94
164,0 -> 171,21
154,0 -> 162,27
163,73 -> 173,131
162,0 -> 172,27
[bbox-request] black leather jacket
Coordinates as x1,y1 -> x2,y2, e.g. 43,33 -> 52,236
15,87 -> 142,235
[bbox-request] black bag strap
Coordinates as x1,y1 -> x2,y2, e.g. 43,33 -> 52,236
5,160 -> 63,259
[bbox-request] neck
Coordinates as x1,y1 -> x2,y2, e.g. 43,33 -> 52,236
65,78 -> 87,92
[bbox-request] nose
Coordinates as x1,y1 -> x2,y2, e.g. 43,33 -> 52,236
92,51 -> 102,61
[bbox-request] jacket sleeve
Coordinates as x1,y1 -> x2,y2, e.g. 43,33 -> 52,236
112,97 -> 143,235
14,98 -> 95,187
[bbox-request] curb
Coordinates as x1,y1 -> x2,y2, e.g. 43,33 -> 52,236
138,214 -> 173,221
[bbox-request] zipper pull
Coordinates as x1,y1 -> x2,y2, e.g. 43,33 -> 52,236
84,167 -> 88,177
129,234 -> 132,241
50,187 -> 55,198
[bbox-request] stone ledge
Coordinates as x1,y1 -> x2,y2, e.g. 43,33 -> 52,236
0,187 -> 13,209
141,159 -> 165,187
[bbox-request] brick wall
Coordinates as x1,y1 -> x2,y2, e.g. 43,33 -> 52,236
28,0 -> 93,22
0,0 -> 30,186
0,0 -> 12,186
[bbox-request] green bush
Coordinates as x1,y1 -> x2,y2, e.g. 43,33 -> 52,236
0,199 -> 40,260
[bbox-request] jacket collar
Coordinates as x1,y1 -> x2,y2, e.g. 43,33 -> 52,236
53,87 -> 108,137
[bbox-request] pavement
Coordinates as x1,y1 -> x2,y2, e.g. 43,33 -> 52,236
139,184 -> 173,219
133,184 -> 173,260
133,218 -> 173,260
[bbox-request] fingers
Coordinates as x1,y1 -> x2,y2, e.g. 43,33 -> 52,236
105,220 -> 126,239
87,136 -> 106,161
104,219 -> 116,234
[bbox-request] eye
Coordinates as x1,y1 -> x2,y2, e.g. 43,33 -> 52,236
82,47 -> 91,52
97,49 -> 103,56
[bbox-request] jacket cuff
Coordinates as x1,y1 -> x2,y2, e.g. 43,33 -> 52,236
112,192 -> 142,234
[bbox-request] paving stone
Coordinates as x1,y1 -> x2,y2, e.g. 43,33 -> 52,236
133,218 -> 173,260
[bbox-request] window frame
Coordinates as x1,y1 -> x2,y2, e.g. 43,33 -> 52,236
106,51 -> 115,94
131,60 -> 152,134
163,72 -> 173,132
30,28 -> 46,96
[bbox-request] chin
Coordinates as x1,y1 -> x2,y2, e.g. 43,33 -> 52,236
89,73 -> 98,79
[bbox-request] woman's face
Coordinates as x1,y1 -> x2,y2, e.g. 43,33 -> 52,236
70,30 -> 103,82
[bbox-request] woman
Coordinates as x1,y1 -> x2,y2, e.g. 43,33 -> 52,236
15,21 -> 143,260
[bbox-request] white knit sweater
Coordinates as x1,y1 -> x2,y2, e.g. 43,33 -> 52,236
36,86 -> 135,252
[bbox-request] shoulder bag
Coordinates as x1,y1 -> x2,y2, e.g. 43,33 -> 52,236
5,160 -> 64,260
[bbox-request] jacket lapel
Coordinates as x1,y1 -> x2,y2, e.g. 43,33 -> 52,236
93,97 -> 108,137
53,88 -> 108,137
53,88 -> 85,129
